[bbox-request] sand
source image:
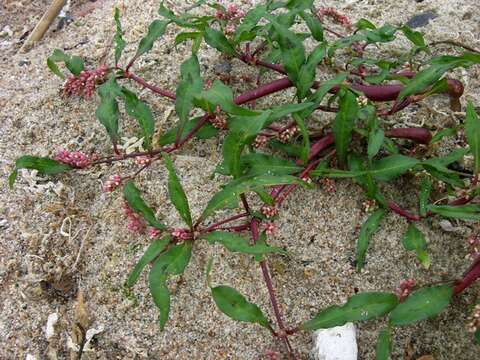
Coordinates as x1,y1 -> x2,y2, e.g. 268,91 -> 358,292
0,0 -> 479,359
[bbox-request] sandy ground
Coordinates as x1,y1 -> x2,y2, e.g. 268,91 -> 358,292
1,0 -> 480,359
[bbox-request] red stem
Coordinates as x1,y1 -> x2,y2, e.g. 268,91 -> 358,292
454,256 -> 480,295
200,213 -> 249,233
125,72 -> 177,100
384,128 -> 432,144
388,201 -> 421,221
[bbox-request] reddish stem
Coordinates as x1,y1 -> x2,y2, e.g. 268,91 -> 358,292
454,256 -> 480,295
388,201 -> 421,221
200,213 -> 249,233
384,128 -> 432,144
125,72 -> 177,100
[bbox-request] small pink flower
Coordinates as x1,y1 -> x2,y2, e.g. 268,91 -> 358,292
318,7 -> 352,29
53,149 -> 92,168
102,174 -> 122,192
63,64 -> 108,98
253,135 -> 268,148
148,227 -> 162,239
467,304 -> 480,333
171,228 -> 191,240
261,205 -> 278,218
263,222 -> 277,235
320,178 -> 336,193
278,126 -> 297,143
395,278 -> 415,301
467,234 -> 480,259
123,201 -> 146,234
224,23 -> 236,35
135,156 -> 151,166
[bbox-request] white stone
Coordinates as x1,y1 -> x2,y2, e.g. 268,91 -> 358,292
45,312 -> 59,340
311,322 -> 358,360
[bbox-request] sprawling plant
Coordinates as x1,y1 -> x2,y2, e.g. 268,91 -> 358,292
10,1 -> 480,358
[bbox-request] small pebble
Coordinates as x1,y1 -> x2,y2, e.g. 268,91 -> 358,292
406,11 -> 438,28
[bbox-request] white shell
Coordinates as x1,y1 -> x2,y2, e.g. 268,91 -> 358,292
311,322 -> 358,360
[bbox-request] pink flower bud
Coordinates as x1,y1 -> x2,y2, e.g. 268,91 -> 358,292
263,222 -> 277,235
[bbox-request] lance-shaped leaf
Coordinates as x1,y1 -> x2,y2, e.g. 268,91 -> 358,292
368,128 -> 385,160
197,80 -> 258,116
123,180 -> 166,230
292,112 -> 310,164
155,242 -> 193,275
427,204 -> 480,221
370,155 -> 419,181
389,285 -> 453,325
148,262 -> 170,330
296,43 -> 326,99
136,20 -> 169,57
302,292 -> 398,331
113,8 -> 126,65
163,154 -> 192,228
301,11 -> 324,41
127,236 -> 171,287
96,76 -> 122,144
375,327 -> 392,360
400,25 -> 426,48
234,5 -> 267,43
333,89 -> 359,166
241,153 -> 302,176
419,178 -> 432,217
200,175 -> 308,221
121,88 -> 155,149
204,28 -> 237,56
266,102 -> 315,124
398,63 -> 453,100
356,209 -> 385,271
222,132 -> 245,178
211,285 -> 270,327
201,231 -> 286,256
10,156 -> 72,188
402,224 -> 431,269
268,16 -> 306,84
465,101 -> 480,174
47,49 -> 85,78
175,55 -> 203,141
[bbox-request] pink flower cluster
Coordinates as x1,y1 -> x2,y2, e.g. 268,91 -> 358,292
63,64 -> 108,98
317,7 -> 352,29
467,234 -> 480,259
263,222 -> 277,235
320,178 -> 336,193
135,156 -> 152,166
395,278 -> 415,301
261,205 -> 278,218
102,174 -> 122,192
123,202 -> 146,234
253,135 -> 268,148
172,228 -> 192,241
215,4 -> 245,21
467,304 -> 480,333
53,149 -> 92,168
210,106 -> 228,129
278,126 -> 298,143
148,227 -> 162,239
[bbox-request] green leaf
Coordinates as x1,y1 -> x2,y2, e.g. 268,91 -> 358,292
389,285 -> 453,326
375,328 -> 392,360
402,224 -> 430,269
136,20 -> 169,57
333,89 -> 359,166
400,25 -> 426,48
8,169 -> 17,189
356,18 -> 376,30
155,242 -> 193,275
419,178 -> 432,217
297,43 -> 326,99
292,112 -> 310,164
201,175 -> 307,220
121,88 -> 155,149
268,16 -> 306,84
302,292 -> 398,331
198,80 -> 258,116
148,262 -> 170,330
368,128 -> 385,160
14,156 -> 72,175
159,116 -> 218,145
241,153 -> 302,176
175,31 -> 203,53
163,154 -> 192,228
47,49 -> 85,78
301,11 -> 323,41
113,8 -> 126,65
371,155 -> 419,181
398,64 -> 452,100
202,231 -> 286,256
267,102 -> 315,124
431,127 -> 457,143
96,76 -> 122,144
465,101 -> 480,174
175,55 -> 203,142
123,181 -> 166,230
300,73 -> 348,118
427,204 -> 480,221
234,5 -> 267,43
356,209 -> 385,271
475,329 -> 480,345
211,285 -> 270,327
204,28 -> 237,56
158,1 -> 196,28
127,236 -> 171,287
